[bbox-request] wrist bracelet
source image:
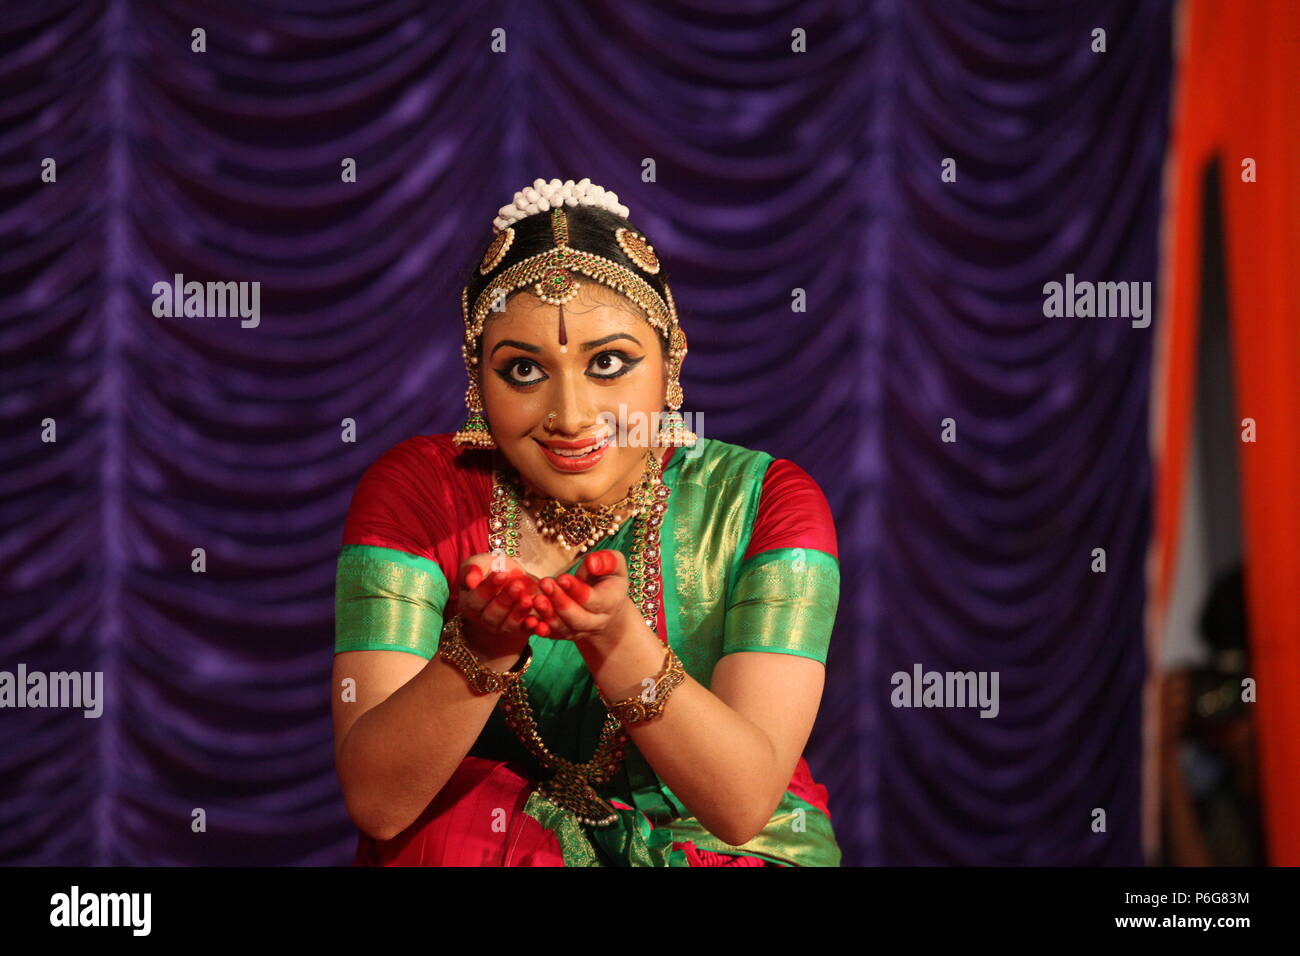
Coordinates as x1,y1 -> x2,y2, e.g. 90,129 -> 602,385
438,614 -> 532,695
597,645 -> 685,725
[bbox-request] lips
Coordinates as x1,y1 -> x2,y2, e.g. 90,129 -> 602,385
535,434 -> 612,471
541,435 -> 611,457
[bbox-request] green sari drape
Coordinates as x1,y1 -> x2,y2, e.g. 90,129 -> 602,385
335,435 -> 841,866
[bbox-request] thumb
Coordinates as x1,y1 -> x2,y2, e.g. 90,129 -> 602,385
575,549 -> 624,583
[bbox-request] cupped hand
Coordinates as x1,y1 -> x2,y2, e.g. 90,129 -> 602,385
455,554 -> 550,660
529,550 -> 639,644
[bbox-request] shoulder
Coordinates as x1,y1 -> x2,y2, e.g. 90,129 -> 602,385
341,433 -> 491,554
352,432 -> 497,495
360,432 -> 469,478
746,456 -> 838,561
671,437 -> 837,560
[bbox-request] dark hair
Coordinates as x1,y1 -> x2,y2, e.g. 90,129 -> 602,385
460,204 -> 673,361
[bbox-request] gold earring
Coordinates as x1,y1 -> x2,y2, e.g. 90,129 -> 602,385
657,377 -> 697,447
454,379 -> 497,449
657,330 -> 696,447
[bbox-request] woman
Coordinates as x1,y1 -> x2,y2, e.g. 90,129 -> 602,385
332,178 -> 842,866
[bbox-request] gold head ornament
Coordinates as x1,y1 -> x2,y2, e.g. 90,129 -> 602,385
454,178 -> 696,450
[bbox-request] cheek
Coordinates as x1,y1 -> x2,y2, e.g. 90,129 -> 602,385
483,377 -> 535,417
625,364 -> 666,403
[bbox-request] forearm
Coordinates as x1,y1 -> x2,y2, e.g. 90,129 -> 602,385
337,649 -> 519,842
578,617 -> 784,846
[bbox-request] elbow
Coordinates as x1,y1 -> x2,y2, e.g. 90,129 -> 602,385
336,739 -> 424,843
345,801 -> 405,842
338,772 -> 415,844
342,789 -> 389,842
707,797 -> 781,848
710,813 -> 767,848
365,821 -> 403,844
712,780 -> 790,848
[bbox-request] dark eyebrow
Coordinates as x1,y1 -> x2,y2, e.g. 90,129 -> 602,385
490,339 -> 540,356
580,333 -> 641,352
489,333 -> 642,357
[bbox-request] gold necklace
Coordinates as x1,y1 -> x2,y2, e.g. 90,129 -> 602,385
487,450 -> 670,826
521,477 -> 643,553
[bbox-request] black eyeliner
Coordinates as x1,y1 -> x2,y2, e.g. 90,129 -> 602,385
496,351 -> 643,388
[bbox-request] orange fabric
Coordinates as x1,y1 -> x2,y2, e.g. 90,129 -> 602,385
1153,0 -> 1300,864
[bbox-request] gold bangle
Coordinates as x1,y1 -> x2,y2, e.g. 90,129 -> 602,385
437,614 -> 532,695
597,645 -> 685,725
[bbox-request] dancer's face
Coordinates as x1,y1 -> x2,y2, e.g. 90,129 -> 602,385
479,281 -> 669,507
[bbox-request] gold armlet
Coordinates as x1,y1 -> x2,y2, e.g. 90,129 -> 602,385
598,645 -> 685,725
437,614 -> 532,695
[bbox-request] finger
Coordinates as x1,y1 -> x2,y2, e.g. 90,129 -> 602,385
502,585 -> 538,631
480,577 -> 529,630
472,567 -> 529,610
457,569 -> 493,618
546,577 -> 601,635
555,571 -> 622,618
460,569 -> 501,618
575,549 -> 625,584
557,573 -> 594,605
460,561 -> 493,598
573,551 -> 607,584
528,593 -> 572,640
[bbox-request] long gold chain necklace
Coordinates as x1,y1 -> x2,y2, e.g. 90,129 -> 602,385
487,449 -> 670,826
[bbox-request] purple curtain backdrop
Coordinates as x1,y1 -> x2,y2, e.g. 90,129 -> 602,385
0,0 -> 1171,864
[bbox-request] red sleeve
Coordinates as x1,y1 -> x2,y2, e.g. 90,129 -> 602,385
341,436 -> 453,564
742,459 -> 839,562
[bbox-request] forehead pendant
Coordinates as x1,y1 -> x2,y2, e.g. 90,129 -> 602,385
527,209 -> 580,351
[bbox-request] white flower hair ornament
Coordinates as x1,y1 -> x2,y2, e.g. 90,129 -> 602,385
492,177 -> 630,234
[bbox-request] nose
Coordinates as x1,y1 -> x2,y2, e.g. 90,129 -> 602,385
545,368 -> 598,436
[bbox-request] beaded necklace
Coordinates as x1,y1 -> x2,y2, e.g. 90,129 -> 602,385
486,449 -> 670,825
